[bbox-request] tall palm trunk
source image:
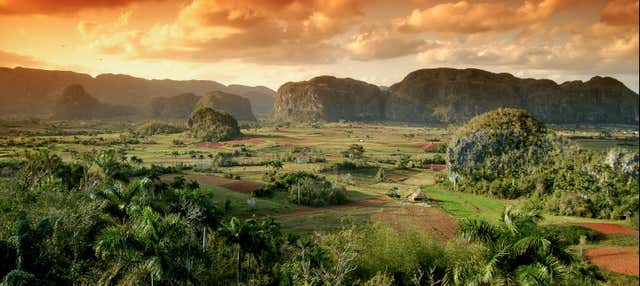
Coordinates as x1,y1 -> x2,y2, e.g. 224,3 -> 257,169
237,244 -> 241,285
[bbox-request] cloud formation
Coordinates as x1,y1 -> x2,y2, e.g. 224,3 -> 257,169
416,20 -> 639,75
347,26 -> 433,60
600,0 -> 639,26
394,0 -> 576,34
82,0 -> 364,64
0,0 -> 157,15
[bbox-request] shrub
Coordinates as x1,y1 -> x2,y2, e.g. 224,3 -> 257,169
542,225 -> 603,245
136,121 -> 185,135
385,187 -> 400,198
260,171 -> 347,206
320,160 -> 369,172
424,143 -> 447,153
341,144 -> 365,159
251,186 -> 274,198
288,177 -> 347,206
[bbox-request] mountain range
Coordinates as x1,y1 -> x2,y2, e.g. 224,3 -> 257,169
1,66 -> 638,125
275,68 -> 639,124
0,67 -> 274,119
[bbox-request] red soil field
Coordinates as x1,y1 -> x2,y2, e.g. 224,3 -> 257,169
427,164 -> 447,171
224,138 -> 267,145
420,143 -> 439,151
585,247 -> 639,276
575,222 -> 639,234
370,204 -> 458,240
162,174 -> 263,194
195,141 -> 223,148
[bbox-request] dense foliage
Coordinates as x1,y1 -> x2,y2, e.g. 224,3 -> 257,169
0,147 -> 617,285
446,109 -> 639,220
257,171 -> 348,206
135,121 -> 185,135
456,205 -> 604,285
187,107 -> 241,141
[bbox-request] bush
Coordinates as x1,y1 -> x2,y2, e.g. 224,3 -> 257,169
319,160 -> 369,172
251,186 -> 274,198
424,143 -> 447,153
542,225 -> 603,246
385,187 -> 400,198
136,121 -> 185,135
287,177 -> 347,206
341,144 -> 365,159
260,171 -> 347,206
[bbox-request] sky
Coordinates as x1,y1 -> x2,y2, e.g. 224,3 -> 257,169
0,0 -> 638,92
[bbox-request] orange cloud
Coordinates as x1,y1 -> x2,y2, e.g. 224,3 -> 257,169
417,20 -> 638,75
347,26 -> 433,60
0,0 -> 159,15
82,0 -> 364,64
600,0 -> 639,26
395,0 -> 576,34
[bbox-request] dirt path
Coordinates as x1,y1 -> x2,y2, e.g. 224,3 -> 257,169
575,222 -> 639,234
267,197 -> 389,217
370,204 -> 458,240
161,174 -> 263,194
585,247 -> 639,276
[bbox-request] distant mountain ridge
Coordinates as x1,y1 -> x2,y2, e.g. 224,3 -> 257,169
2,66 -> 638,124
0,66 -> 275,118
275,68 -> 639,124
52,84 -> 136,120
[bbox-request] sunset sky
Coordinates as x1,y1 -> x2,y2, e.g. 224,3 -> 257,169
0,0 -> 638,91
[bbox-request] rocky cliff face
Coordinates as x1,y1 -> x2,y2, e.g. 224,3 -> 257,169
274,76 -> 387,121
0,67 -> 274,118
387,68 -> 639,124
274,68 -> 639,124
195,91 -> 257,121
225,85 -> 275,118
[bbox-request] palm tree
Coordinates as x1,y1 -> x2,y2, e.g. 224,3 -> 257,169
95,207 -> 195,286
219,217 -> 283,285
93,180 -> 143,220
221,217 -> 248,285
448,206 -> 573,286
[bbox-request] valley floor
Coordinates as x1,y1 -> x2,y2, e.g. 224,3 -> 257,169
1,120 -> 638,284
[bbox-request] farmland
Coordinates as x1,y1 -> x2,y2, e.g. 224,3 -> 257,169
0,119 -> 638,285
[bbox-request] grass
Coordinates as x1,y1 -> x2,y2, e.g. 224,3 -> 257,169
422,185 -> 517,221
273,203 -> 391,234
590,233 -> 640,248
199,185 -> 300,217
602,270 -> 639,285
